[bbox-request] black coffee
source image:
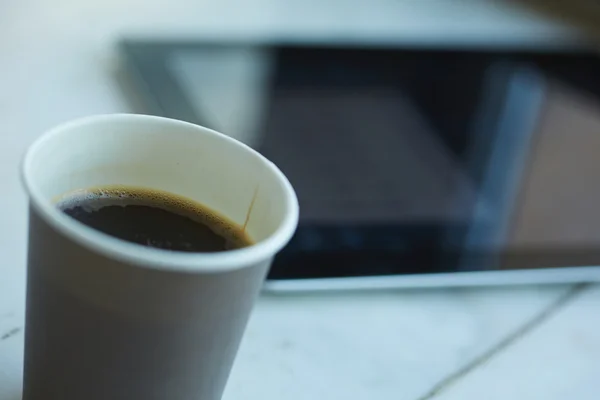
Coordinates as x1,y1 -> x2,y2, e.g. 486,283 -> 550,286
57,186 -> 253,252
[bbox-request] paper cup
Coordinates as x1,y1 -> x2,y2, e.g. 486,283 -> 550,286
21,114 -> 298,400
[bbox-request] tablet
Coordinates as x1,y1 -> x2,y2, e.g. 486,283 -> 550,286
119,40 -> 600,291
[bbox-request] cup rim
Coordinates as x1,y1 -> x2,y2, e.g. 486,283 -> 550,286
21,114 -> 299,273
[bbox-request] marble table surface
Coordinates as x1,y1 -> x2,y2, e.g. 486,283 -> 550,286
0,1 -> 598,399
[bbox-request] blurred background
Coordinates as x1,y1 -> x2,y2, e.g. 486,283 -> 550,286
4,0 -> 600,287
2,1 -> 600,399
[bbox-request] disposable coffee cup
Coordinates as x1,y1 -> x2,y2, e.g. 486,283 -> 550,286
21,114 -> 299,400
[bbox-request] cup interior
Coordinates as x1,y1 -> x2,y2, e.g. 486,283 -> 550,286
22,114 -> 298,270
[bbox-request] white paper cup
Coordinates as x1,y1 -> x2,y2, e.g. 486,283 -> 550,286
21,114 -> 299,400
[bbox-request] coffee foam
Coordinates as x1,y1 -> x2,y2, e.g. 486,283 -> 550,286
56,185 -> 253,246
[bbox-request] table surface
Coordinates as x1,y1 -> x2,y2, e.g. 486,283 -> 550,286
0,1 -> 598,399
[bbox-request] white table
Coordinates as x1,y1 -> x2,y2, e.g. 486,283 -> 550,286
0,1 -> 598,399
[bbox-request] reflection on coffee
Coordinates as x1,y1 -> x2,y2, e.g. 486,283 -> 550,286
57,186 -> 253,252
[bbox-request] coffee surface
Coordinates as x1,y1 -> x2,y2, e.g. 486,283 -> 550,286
57,186 -> 253,252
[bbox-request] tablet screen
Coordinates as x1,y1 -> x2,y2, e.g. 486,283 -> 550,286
120,41 -> 600,279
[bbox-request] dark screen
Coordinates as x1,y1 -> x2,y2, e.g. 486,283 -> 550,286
120,41 -> 600,280
257,47 -> 600,279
